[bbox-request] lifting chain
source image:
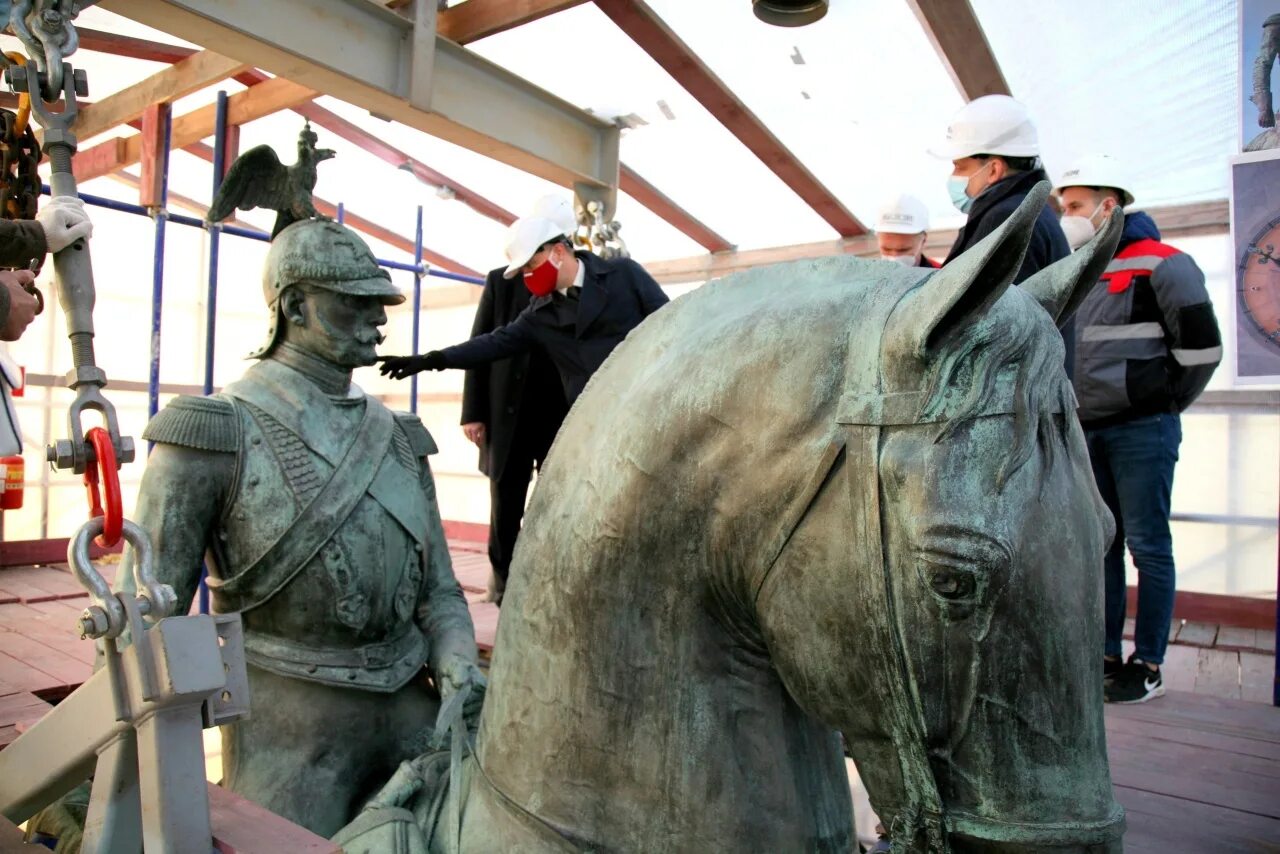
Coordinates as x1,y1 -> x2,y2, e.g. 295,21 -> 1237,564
0,54 -> 42,223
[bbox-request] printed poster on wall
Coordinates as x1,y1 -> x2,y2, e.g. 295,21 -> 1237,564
1229,150 -> 1280,384
1241,0 -> 1280,152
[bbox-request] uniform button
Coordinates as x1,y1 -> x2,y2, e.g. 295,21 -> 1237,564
248,476 -> 260,487
414,543 -> 423,553
251,437 -> 262,446
306,664 -> 317,674
347,671 -> 358,680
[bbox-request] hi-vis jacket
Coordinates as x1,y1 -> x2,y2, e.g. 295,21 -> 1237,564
1071,211 -> 1221,427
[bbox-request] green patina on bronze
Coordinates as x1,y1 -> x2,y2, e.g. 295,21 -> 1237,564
113,213 -> 484,840
342,183 -> 1127,853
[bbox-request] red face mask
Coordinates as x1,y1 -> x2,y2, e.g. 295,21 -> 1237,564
522,253 -> 560,297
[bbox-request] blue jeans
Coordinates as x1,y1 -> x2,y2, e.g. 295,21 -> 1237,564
1085,414 -> 1181,665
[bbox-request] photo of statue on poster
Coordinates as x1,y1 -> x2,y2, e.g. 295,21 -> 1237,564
1229,150 -> 1280,384
1242,0 -> 1280,152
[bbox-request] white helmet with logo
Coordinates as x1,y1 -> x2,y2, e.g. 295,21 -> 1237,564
502,216 -> 568,280
1054,154 -> 1135,207
529,194 -> 578,237
874,193 -> 930,235
929,94 -> 1040,161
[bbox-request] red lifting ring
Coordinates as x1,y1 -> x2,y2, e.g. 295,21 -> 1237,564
83,427 -> 122,548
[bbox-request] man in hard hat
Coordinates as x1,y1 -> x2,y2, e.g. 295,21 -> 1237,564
380,215 -> 669,405
119,218 -> 484,836
1056,156 -> 1221,705
931,94 -> 1069,281
874,193 -> 939,268
461,195 -> 571,605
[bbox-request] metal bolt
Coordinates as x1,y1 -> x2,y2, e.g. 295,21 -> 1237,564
79,605 -> 109,639
6,66 -> 28,93
118,436 -> 136,464
47,439 -> 76,469
72,69 -> 88,98
40,10 -> 62,30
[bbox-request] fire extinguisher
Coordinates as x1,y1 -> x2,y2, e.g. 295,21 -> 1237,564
0,454 -> 21,511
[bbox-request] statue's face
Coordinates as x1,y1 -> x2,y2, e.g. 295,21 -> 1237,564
283,286 -> 388,368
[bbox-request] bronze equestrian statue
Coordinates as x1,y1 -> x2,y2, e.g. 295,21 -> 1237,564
118,217 -> 483,838
340,183 -> 1127,853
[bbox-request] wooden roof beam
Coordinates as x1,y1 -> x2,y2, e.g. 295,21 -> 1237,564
75,23 -> 735,250
435,0 -> 589,43
619,164 -> 731,252
643,200 -> 1231,285
905,0 -> 1010,100
71,76 -> 319,183
177,141 -> 481,276
53,50 -> 247,145
593,0 -> 865,237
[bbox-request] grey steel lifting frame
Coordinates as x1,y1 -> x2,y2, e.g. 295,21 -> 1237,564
0,518 -> 250,852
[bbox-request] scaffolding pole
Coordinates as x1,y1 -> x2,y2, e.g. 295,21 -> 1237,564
147,109 -> 173,424
410,205 -> 423,414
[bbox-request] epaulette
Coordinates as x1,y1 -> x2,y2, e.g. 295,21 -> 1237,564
142,395 -> 238,453
393,411 -> 438,457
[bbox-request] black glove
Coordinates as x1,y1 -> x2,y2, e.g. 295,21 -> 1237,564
379,351 -> 448,379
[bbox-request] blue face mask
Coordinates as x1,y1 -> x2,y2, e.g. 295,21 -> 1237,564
947,161 -> 994,214
947,175 -> 974,213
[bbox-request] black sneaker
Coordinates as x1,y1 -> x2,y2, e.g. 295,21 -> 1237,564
1103,656 -> 1124,683
1105,657 -> 1164,704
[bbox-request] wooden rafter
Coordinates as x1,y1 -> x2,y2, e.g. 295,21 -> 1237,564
51,50 -> 247,145
592,0 -> 865,238
436,0 -> 589,43
619,164 -> 731,253
177,141 -> 481,276
643,200 -> 1231,285
71,77 -> 320,183
72,25 -> 732,250
905,0 -> 1010,100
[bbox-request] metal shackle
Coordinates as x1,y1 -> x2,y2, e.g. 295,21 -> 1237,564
69,517 -> 177,639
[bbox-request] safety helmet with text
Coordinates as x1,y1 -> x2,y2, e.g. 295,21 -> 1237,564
875,193 -> 930,234
1054,154 -> 1135,207
929,94 -> 1040,161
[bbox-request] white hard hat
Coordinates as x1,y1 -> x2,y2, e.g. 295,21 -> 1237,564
529,194 -> 577,236
502,216 -> 566,279
928,94 -> 1040,161
875,193 -> 930,234
1054,154 -> 1135,207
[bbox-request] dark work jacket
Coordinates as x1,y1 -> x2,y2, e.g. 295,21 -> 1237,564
439,251 -> 669,405
1071,211 -> 1221,427
460,267 -> 568,480
944,167 -> 1074,370
0,219 -> 45,333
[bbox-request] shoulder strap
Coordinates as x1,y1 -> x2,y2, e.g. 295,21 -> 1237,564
207,400 -> 395,613
142,395 -> 238,453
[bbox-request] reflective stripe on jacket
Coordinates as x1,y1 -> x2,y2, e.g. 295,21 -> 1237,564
1072,237 -> 1222,427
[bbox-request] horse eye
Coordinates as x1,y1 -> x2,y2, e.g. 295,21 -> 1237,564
930,569 -> 975,600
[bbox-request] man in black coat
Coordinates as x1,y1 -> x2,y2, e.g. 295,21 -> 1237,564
381,215 -> 669,406
459,265 -> 568,604
932,94 -> 1072,367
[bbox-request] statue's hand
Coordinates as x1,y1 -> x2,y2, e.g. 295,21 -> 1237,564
438,655 -> 487,730
378,352 -> 448,379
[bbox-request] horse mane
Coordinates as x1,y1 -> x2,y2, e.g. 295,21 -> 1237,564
918,290 -> 1077,489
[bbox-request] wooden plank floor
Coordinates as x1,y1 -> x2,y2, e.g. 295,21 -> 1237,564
2,549 -> 1278,853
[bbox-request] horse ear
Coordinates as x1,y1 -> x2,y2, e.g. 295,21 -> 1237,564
893,180 -> 1050,359
1020,208 -> 1124,323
